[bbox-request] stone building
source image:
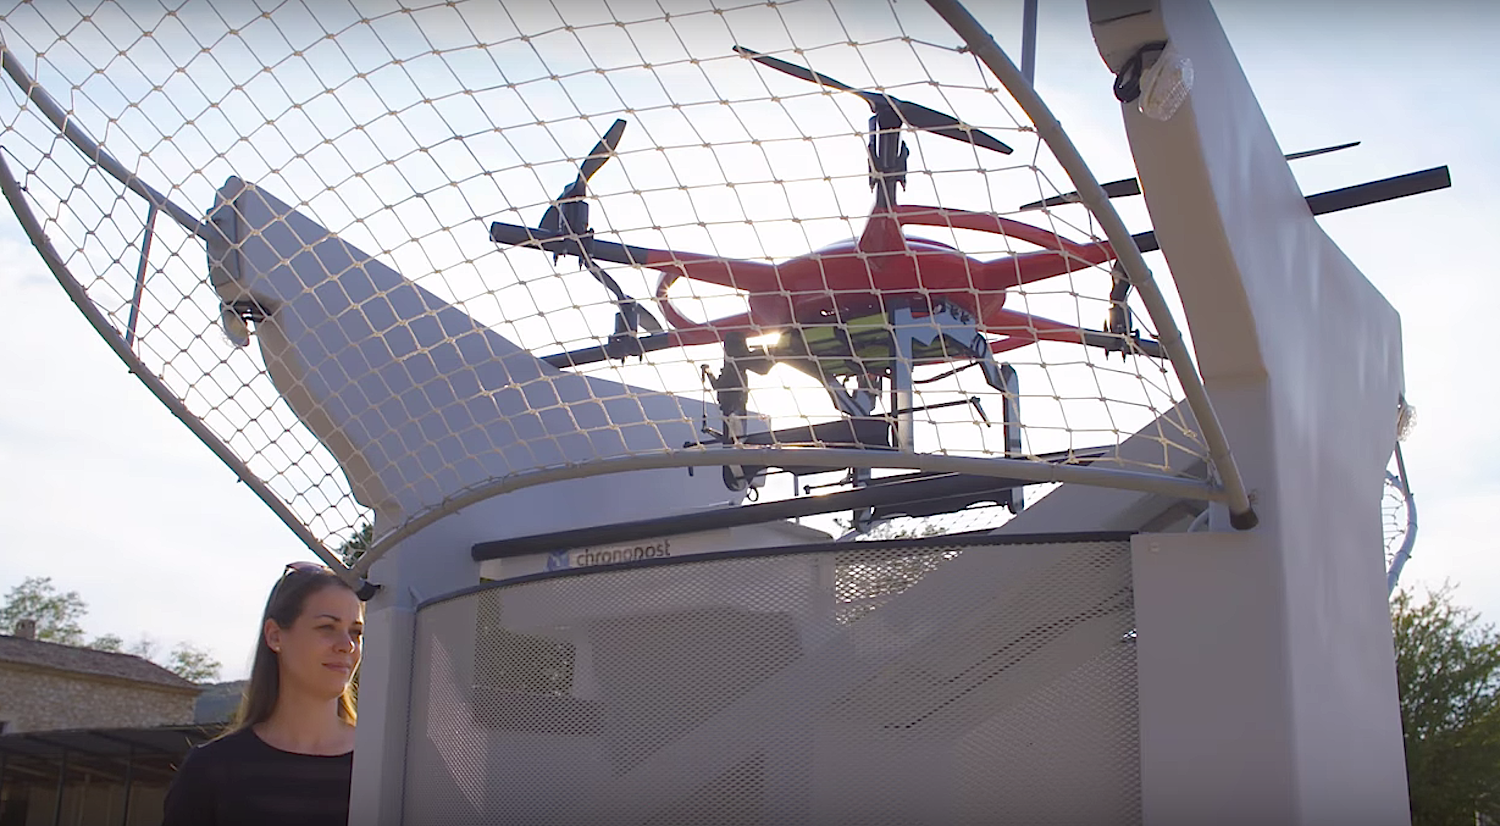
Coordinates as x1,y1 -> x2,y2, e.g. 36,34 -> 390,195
0,623 -> 213,824
0,622 -> 201,734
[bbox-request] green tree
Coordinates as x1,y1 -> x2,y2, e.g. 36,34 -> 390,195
89,633 -> 125,652
862,519 -> 949,540
339,522 -> 374,566
1393,586 -> 1500,825
3,577 -> 224,682
167,642 -> 223,683
0,576 -> 87,645
129,635 -> 161,662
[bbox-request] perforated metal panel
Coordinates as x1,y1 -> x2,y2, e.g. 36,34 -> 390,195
403,538 -> 1138,825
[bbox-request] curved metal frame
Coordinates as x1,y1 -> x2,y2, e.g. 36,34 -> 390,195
924,0 -> 1257,530
1384,442 -> 1418,594
344,448 -> 1220,579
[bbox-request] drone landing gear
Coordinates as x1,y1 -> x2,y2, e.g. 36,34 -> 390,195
701,333 -> 774,492
1097,262 -> 1151,360
699,301 -> 1028,530
889,300 -> 1014,449
881,301 -> 1025,523
699,334 -> 900,494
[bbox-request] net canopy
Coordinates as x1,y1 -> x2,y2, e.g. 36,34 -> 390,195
0,0 -> 1213,559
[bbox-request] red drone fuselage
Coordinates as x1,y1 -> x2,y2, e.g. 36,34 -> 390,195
646,204 -> 1119,357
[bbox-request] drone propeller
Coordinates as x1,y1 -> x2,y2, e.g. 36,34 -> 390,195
532,119 -> 662,336
587,258 -> 663,334
1018,141 -> 1362,211
734,46 -> 1012,155
1283,141 -> 1361,161
537,118 -> 629,238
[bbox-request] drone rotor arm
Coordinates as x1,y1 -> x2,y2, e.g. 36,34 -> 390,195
649,256 -> 776,345
984,309 -> 1166,359
978,311 -> 1090,357
652,296 -> 755,347
987,336 -> 1039,357
891,205 -> 1111,261
979,248 -> 1114,291
492,222 -> 780,293
642,249 -> 780,294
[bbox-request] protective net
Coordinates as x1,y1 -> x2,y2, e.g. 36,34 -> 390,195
0,0 -> 1209,556
1382,471 -> 1413,574
1383,399 -> 1417,590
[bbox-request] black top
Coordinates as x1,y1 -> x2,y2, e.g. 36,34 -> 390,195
161,728 -> 352,826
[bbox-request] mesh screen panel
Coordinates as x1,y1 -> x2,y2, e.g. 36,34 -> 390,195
404,538 -> 1138,825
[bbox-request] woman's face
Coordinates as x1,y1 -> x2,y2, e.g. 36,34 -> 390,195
265,584 -> 363,700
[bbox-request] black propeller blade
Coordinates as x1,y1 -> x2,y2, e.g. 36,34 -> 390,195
734,46 -> 1012,155
525,119 -> 663,337
1019,141 -> 1363,211
1284,141 -> 1360,161
538,118 -> 628,236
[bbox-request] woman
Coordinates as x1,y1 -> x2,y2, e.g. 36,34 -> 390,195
163,562 -> 363,826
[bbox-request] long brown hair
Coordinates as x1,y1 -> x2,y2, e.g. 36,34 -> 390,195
230,565 -> 359,733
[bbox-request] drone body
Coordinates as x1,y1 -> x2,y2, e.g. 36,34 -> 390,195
647,204 -> 1119,360
490,47 -> 1148,376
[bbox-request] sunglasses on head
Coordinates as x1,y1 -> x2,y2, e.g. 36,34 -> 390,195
273,561 -> 331,591
278,559 -> 380,602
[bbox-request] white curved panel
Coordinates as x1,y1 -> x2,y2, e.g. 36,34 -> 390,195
208,178 -> 733,530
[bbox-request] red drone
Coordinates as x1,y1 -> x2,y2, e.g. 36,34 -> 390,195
490,47 -> 1158,388
490,48 -> 1157,497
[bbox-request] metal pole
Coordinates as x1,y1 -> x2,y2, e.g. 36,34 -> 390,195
890,308 -> 918,453
124,205 -> 158,350
1021,0 -> 1039,83
924,0 -> 1258,529
75,765 -> 90,826
118,746 -> 133,826
1385,442 -> 1418,594
51,748 -> 66,826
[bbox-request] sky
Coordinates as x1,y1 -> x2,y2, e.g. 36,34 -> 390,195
0,0 -> 1496,681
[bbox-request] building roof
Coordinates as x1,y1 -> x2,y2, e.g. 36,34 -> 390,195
0,633 -> 200,692
0,723 -> 222,785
